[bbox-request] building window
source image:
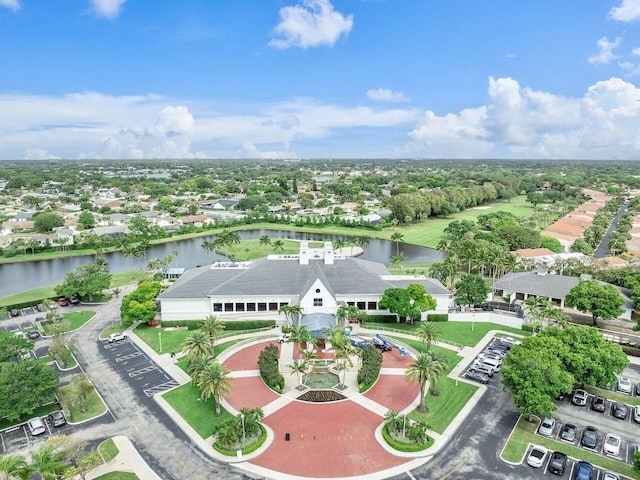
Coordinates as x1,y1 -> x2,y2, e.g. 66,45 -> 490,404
315,288 -> 321,293
247,303 -> 256,311
258,302 -> 267,311
279,302 -> 289,309
313,298 -> 323,307
347,301 -> 355,307
357,301 -> 366,310
213,303 -> 222,312
224,303 -> 234,312
235,303 -> 245,312
269,302 -> 278,311
367,301 -> 377,310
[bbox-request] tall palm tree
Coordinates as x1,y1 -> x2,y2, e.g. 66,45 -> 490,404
390,232 -> 404,255
390,252 -> 406,270
428,352 -> 448,396
181,330 -> 211,360
197,361 -> 234,417
405,352 -> 440,413
272,239 -> 285,251
415,321 -> 441,352
0,454 -> 31,480
200,315 -> 225,357
201,239 -> 217,259
258,235 -> 272,247
187,353 -> 215,386
30,443 -> 67,480
289,358 -> 308,388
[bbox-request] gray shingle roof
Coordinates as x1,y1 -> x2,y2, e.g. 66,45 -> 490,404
494,271 -> 580,298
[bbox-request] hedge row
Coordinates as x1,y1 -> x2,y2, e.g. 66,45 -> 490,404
362,315 -> 398,324
160,319 -> 276,331
213,424 -> 267,456
381,423 -> 433,452
258,343 -> 284,393
357,345 -> 382,392
427,313 -> 448,322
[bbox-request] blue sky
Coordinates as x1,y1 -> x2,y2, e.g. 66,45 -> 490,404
1,0 -> 640,160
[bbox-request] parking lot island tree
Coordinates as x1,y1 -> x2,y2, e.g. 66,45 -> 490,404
453,273 -> 491,308
564,279 -> 625,325
54,260 -> 112,302
0,360 -> 59,422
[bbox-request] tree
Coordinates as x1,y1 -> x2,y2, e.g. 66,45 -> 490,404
415,321 -> 441,352
0,361 -> 59,421
77,211 -> 95,230
288,359 -> 308,388
258,235 -> 272,247
181,330 -> 211,361
197,361 -> 234,417
48,435 -> 101,480
272,239 -> 285,251
405,352 -> 440,413
200,315 -> 225,357
187,353 -> 215,386
120,281 -> 162,326
201,239 -> 217,259
454,273 -> 490,307
29,443 -> 67,480
0,331 -> 34,363
33,212 -> 64,232
335,304 -> 358,329
0,454 -> 31,480
287,325 -> 313,358
428,352 -> 448,396
564,279 -> 625,325
55,261 -> 111,301
69,373 -> 94,413
390,232 -> 404,255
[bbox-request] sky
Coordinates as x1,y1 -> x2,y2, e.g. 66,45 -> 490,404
2,0 -> 640,161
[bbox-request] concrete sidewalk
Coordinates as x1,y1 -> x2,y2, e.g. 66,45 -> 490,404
87,436 -> 161,480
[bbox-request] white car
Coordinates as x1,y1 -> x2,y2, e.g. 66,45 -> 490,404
603,433 -> 621,456
617,376 -> 631,394
526,445 -> 547,468
634,405 -> 640,423
26,417 -> 46,436
107,332 -> 128,343
277,333 -> 291,343
603,471 -> 620,480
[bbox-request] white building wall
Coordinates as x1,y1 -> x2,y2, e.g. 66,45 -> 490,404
160,298 -> 211,321
299,279 -> 337,315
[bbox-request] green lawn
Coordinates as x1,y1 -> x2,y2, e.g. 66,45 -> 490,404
100,324 -> 127,340
364,322 -> 527,347
135,325 -> 192,355
94,473 -> 140,480
215,238 -> 323,262
176,340 -> 250,374
42,311 -> 96,335
502,416 -> 636,478
98,438 -> 120,462
59,384 -> 107,422
162,383 -> 234,438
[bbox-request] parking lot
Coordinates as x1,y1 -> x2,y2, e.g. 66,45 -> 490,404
459,336 -> 517,386
102,338 -> 179,398
524,444 -> 613,478
0,410 -> 73,454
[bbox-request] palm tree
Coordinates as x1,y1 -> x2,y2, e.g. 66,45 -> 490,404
272,239 -> 285,251
197,361 -> 234,417
356,236 -> 370,251
201,239 -> 217,259
390,252 -> 406,270
0,454 -> 31,480
181,330 -> 211,360
289,358 -> 308,388
335,304 -> 357,329
384,409 -> 402,434
187,353 -> 215,386
258,235 -> 272,247
428,352 -> 448,396
30,443 -> 67,480
405,352 -> 440,413
390,232 -> 404,255
200,315 -> 225,357
415,321 -> 441,352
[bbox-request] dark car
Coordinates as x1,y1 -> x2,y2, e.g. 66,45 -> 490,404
10,309 -> 19,317
592,396 -> 606,413
47,410 -> 66,427
465,370 -> 489,384
469,363 -> 494,377
26,330 -> 40,339
69,295 -> 80,305
581,426 -> 598,449
548,451 -> 567,475
635,382 -> 640,397
36,303 -> 44,312
574,461 -> 593,480
560,423 -> 576,443
612,401 -> 628,420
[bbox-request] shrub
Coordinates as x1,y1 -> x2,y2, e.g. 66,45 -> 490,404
357,346 -> 382,392
258,344 -> 284,392
362,315 -> 398,324
427,313 -> 449,322
381,423 -> 433,452
522,322 -> 539,333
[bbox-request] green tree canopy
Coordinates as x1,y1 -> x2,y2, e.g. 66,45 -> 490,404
120,281 -> 163,325
0,360 -> 59,421
33,212 -> 64,232
77,211 -> 95,230
379,284 -> 436,322
454,273 -> 490,306
564,279 -> 625,325
55,261 -> 111,301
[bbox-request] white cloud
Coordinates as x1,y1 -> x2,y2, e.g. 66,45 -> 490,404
407,76 -> 640,159
24,148 -> 60,160
366,88 -> 410,102
90,0 -> 127,19
588,37 -> 621,65
268,0 -> 353,49
609,0 -> 640,22
0,0 -> 19,11
631,47 -> 640,56
241,141 -> 298,159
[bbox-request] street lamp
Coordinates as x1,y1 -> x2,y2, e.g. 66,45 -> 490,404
240,414 -> 246,444
158,331 -> 162,353
402,414 -> 407,438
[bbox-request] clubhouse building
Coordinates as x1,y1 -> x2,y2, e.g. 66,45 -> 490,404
157,241 -> 451,323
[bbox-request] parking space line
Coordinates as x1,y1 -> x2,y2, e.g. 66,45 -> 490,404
143,380 -> 180,397
116,352 -> 144,362
129,365 -> 159,377
0,433 -> 5,453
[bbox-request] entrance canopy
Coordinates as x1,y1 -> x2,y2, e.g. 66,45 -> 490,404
301,313 -> 336,339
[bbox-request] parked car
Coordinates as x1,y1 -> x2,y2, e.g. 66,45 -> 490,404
47,410 -> 66,427
538,417 -> 555,437
469,364 -> 494,377
548,451 -> 567,475
477,356 -> 501,370
10,308 -> 20,317
36,303 -> 44,312
465,370 -> 489,384
107,332 -> 128,343
475,360 -> 500,373
591,396 -> 606,412
26,417 -> 46,436
617,376 -> 631,394
635,382 -> 640,397
580,425 -> 598,449
634,405 -> 640,423
26,330 -> 40,339
612,401 -> 628,420
560,423 -> 576,443
602,472 -> 619,480
526,445 -> 547,468
57,297 -> 68,306
603,433 -> 621,456
572,389 -> 588,406
69,294 -> 80,305
574,461 -> 593,480
277,333 -> 291,343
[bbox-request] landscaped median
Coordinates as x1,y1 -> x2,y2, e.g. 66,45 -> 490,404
501,416 -> 637,478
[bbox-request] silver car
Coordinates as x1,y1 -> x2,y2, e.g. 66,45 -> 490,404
538,417 -> 555,437
617,376 -> 631,394
26,417 -> 46,436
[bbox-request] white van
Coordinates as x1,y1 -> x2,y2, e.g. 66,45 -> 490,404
479,356 -> 502,371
